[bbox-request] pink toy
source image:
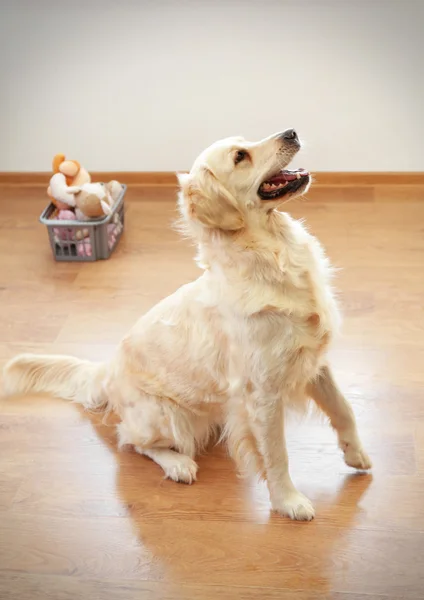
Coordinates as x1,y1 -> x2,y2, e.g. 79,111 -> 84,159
53,209 -> 76,241
58,209 -> 76,220
77,239 -> 92,257
107,223 -> 117,249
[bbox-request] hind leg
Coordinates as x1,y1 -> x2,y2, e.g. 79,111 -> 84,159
116,392 -> 203,483
136,447 -> 198,484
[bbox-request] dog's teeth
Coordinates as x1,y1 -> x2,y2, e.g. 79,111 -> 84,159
296,172 -> 301,179
270,183 -> 277,189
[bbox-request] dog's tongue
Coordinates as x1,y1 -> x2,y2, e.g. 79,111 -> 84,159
266,168 -> 309,185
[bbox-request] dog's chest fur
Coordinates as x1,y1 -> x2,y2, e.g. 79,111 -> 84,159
212,211 -> 340,390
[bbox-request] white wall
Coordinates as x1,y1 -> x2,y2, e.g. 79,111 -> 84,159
1,0 -> 423,172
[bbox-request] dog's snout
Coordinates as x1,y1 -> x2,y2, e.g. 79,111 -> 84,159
281,129 -> 299,143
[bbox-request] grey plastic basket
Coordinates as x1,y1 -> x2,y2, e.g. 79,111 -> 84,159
40,184 -> 126,261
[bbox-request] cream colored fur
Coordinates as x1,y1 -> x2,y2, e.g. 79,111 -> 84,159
3,131 -> 371,520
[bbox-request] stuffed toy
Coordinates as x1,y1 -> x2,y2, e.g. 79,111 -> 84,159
71,180 -> 123,220
77,238 -> 93,257
107,180 -> 123,203
48,161 -> 124,255
107,214 -> 122,249
53,209 -> 89,241
48,154 -> 91,210
52,209 -> 76,241
77,214 -> 122,256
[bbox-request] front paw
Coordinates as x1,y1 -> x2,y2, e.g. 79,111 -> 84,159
343,444 -> 372,471
273,492 -> 315,521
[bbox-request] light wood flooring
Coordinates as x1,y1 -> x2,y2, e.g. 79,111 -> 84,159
0,183 -> 424,599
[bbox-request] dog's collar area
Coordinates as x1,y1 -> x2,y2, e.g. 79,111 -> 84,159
258,169 -> 310,200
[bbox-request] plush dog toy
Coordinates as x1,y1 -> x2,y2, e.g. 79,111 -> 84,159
48,154 -> 91,210
71,180 -> 123,220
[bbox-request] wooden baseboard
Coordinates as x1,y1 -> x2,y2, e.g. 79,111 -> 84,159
0,171 -> 177,187
312,172 -> 424,185
1,171 -> 424,187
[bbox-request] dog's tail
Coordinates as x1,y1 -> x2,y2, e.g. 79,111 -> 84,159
3,353 -> 108,410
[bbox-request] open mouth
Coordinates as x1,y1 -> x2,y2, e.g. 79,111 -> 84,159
258,168 -> 310,200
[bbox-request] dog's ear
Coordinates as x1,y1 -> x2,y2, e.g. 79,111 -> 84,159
178,168 -> 244,232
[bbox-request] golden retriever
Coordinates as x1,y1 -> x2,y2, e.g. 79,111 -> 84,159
3,130 -> 371,520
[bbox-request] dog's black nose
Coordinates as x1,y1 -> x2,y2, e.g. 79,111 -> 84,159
281,128 -> 299,142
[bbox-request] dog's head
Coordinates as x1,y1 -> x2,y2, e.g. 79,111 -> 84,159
178,130 -> 310,233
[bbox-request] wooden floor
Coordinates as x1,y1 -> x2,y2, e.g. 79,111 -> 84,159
1,183 -> 424,599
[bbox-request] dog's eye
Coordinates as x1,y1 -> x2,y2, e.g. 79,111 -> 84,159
234,150 -> 248,165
